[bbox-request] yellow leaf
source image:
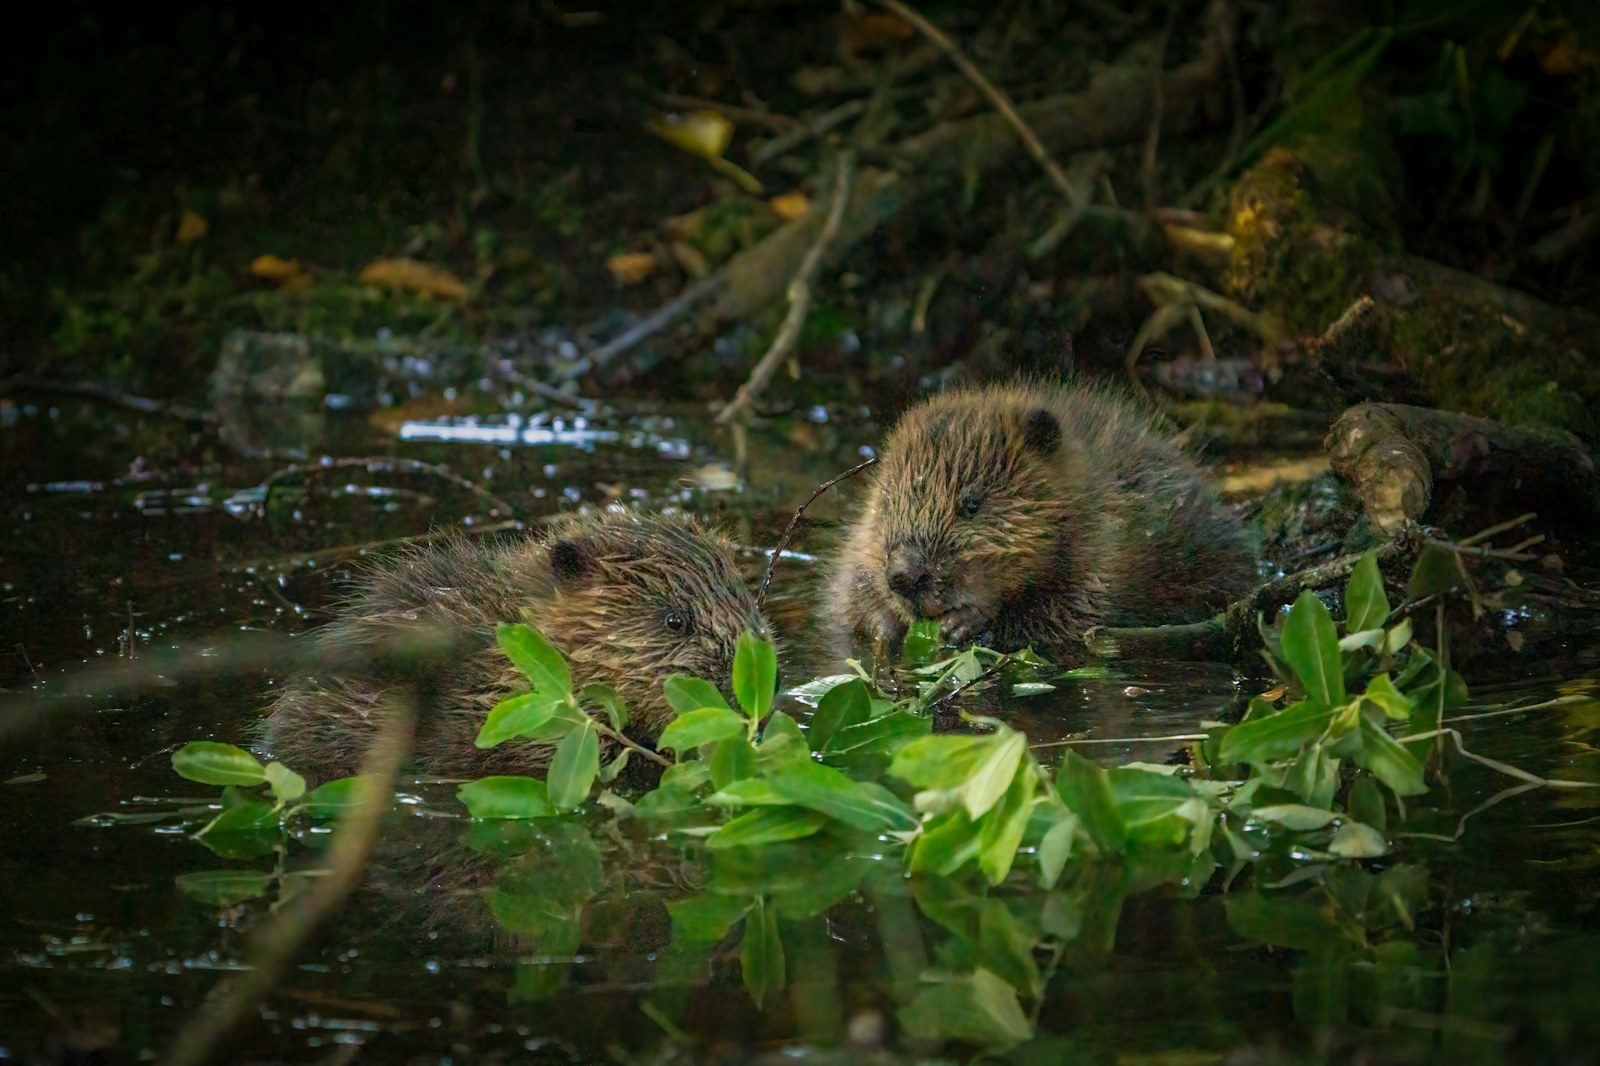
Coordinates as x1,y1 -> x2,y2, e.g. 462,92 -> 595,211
649,109 -> 735,160
249,255 -> 304,282
176,210 -> 208,244
606,252 -> 658,286
358,258 -> 468,301
768,191 -> 811,221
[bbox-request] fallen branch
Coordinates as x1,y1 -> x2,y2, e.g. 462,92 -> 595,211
584,268 -> 729,373
0,376 -> 217,425
874,0 -> 1084,212
717,150 -> 856,424
257,455 -> 518,522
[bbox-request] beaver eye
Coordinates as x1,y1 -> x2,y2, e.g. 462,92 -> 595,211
663,608 -> 693,635
960,493 -> 984,518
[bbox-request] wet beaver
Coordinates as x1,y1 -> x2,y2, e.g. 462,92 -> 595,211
259,509 -> 770,781
828,381 -> 1257,659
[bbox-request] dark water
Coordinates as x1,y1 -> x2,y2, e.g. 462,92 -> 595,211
3,396 -> 1599,1064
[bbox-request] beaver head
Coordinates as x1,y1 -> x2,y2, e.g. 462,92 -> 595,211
861,391 -> 1074,645
512,509 -> 772,735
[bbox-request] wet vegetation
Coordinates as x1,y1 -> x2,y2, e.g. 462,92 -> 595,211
4,0 -> 1600,1063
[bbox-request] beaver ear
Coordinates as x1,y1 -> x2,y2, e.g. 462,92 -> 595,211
1022,408 -> 1060,455
548,538 -> 594,588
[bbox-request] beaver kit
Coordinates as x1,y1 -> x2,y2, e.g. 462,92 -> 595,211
260,509 -> 770,780
828,381 -> 1256,659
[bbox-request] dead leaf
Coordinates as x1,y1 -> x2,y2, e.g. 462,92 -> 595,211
670,241 -> 711,279
249,255 -> 305,283
606,252 -> 658,287
768,191 -> 811,221
648,109 -> 763,194
689,464 -> 741,492
1505,569 -> 1524,587
1506,631 -> 1525,652
176,210 -> 208,244
358,258 -> 468,301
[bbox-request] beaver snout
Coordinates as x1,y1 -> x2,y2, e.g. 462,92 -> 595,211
886,545 -> 932,600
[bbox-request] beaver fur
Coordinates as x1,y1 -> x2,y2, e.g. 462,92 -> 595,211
828,381 -> 1257,659
259,509 -> 770,780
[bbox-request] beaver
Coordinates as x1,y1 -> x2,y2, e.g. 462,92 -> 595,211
827,381 -> 1257,659
259,508 -> 770,781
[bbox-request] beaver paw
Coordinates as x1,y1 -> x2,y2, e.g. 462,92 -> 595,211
938,605 -> 993,646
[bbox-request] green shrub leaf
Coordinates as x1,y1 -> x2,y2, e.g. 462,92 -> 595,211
476,693 -> 569,748
732,631 -> 778,719
1345,550 -> 1390,632
176,870 -> 276,906
172,742 -> 267,786
1282,591 -> 1346,706
708,807 -> 829,849
659,707 -> 748,753
808,677 -> 870,753
495,622 -> 572,697
263,761 -> 306,803
1218,699 -> 1338,765
548,720 -> 600,809
664,674 -> 731,715
458,776 -> 555,819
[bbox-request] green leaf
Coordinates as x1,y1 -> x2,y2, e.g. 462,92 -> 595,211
667,893 -> 751,943
263,762 -> 306,803
196,800 -> 278,838
1384,618 -> 1414,654
740,898 -> 785,1009
898,968 -> 1033,1048
1106,768 -> 1199,849
785,673 -> 858,706
175,870 -> 275,906
978,762 -> 1037,884
1329,820 -> 1388,858
172,742 -> 267,786
1282,591 -> 1345,706
979,897 -> 1042,996
901,618 -> 941,667
1225,892 -> 1343,952
888,734 -> 993,789
1361,673 -> 1413,721
496,622 -> 572,696
1348,774 -> 1387,833
1055,752 -> 1125,854
1218,699 -> 1337,765
458,776 -> 555,819
1010,682 -> 1057,697
964,732 -> 1028,821
1354,718 -> 1429,796
300,776 -> 371,818
825,711 -> 932,758
1345,551 -> 1390,632
909,809 -> 984,877
710,735 -> 757,791
664,674 -> 731,715
756,711 -> 811,772
808,677 -> 870,753
1250,804 -> 1339,831
709,762 -> 918,833
1338,628 -> 1385,652
581,682 -> 628,731
658,707 -> 748,752
732,631 -> 778,719
476,693 -> 572,748
1407,543 -> 1461,599
661,760 -> 710,793
548,720 -> 600,809
1037,811 -> 1079,889
708,806 -> 829,849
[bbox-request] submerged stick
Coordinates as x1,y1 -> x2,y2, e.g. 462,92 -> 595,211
757,456 -> 878,609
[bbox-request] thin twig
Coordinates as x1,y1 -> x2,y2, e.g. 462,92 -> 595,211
594,718 -> 672,769
655,91 -> 797,132
0,377 -> 217,425
873,0 -> 1085,211
1454,511 -> 1537,548
163,693 -> 417,1066
717,150 -> 856,425
585,269 -> 729,371
928,655 -> 1012,712
1031,731 -> 1211,750
756,456 -> 878,609
1141,0 -> 1180,212
257,456 -> 517,522
753,99 -> 866,165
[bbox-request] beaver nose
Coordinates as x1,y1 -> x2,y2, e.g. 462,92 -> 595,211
887,547 -> 931,600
